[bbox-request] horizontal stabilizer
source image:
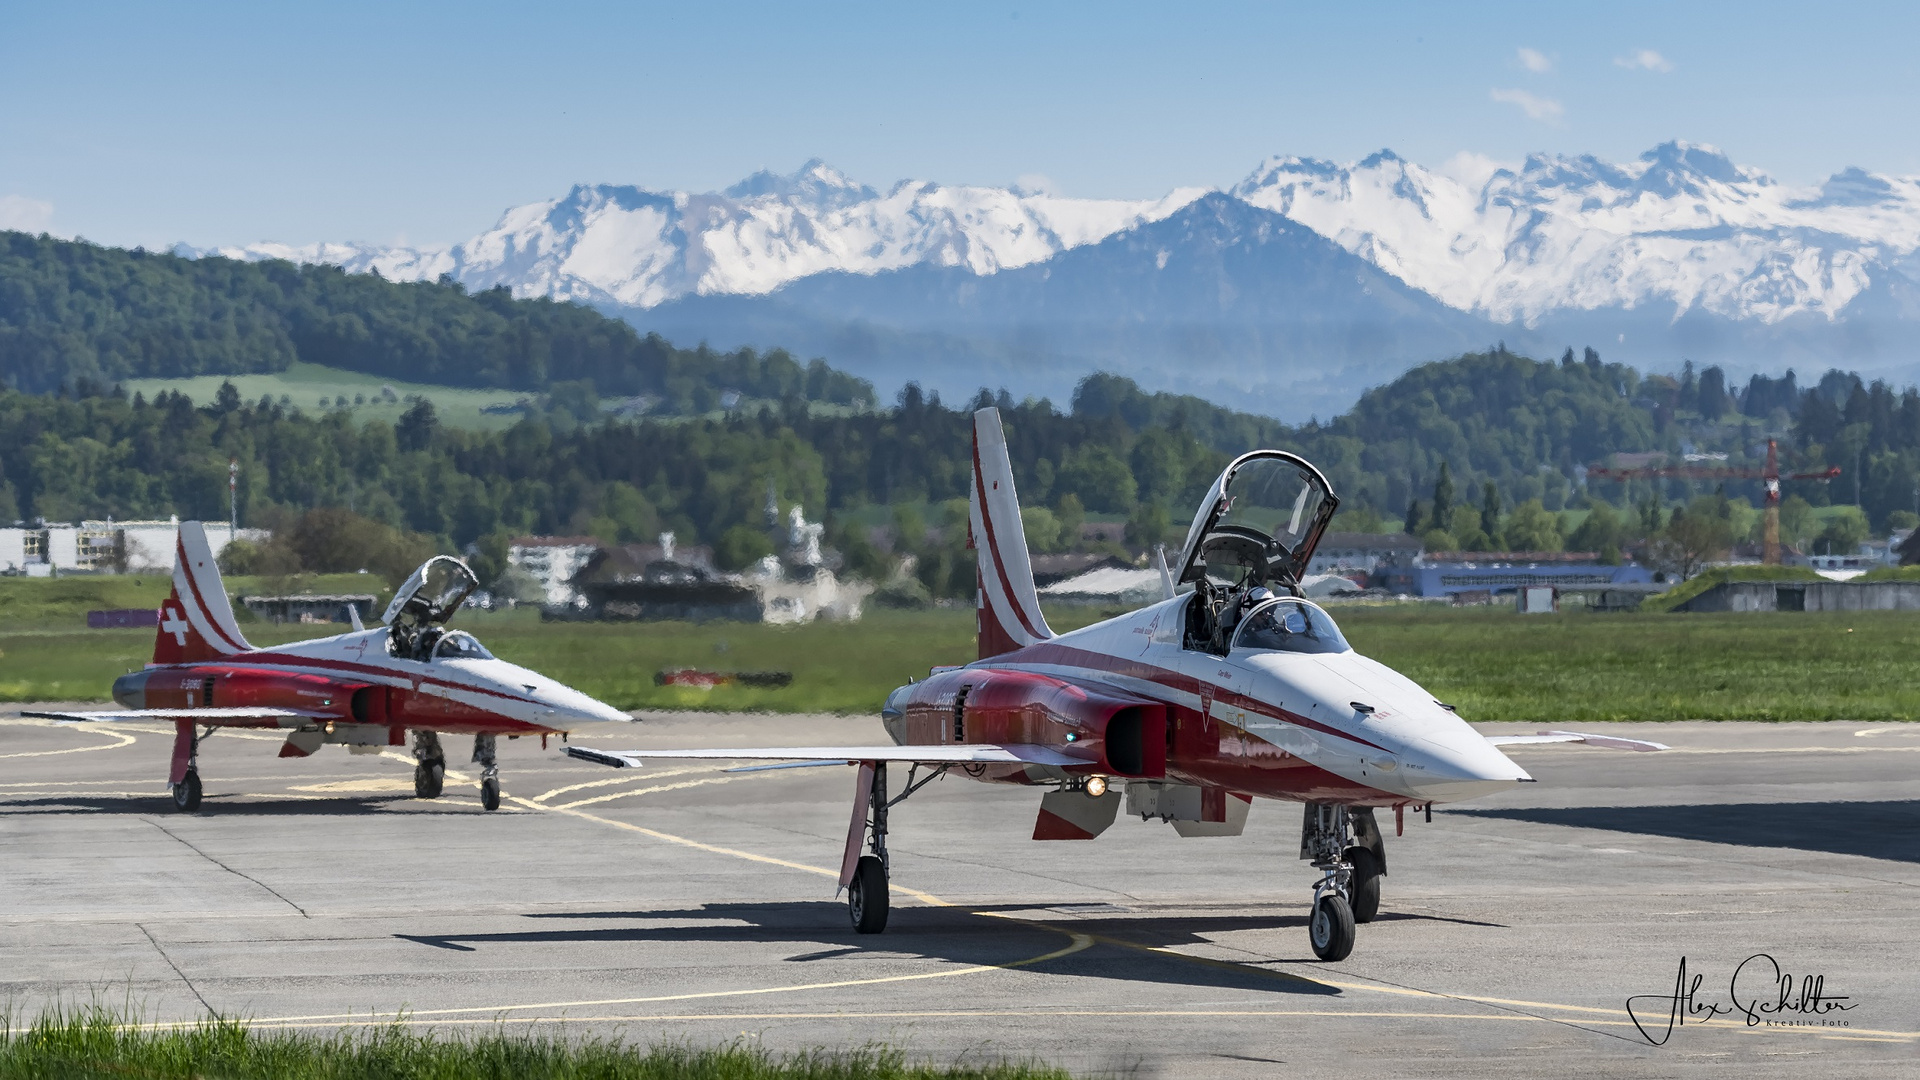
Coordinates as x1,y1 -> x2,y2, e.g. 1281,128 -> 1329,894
566,743 -> 1088,770
23,707 -> 336,725
1486,730 -> 1670,752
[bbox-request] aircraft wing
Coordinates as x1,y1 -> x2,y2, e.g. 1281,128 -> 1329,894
566,743 -> 1087,772
21,707 -> 337,725
1486,730 -> 1670,752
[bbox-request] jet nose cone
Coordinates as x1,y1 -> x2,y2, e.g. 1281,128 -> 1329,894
1405,734 -> 1531,803
547,684 -> 633,727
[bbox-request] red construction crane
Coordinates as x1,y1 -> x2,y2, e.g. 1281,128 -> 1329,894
1586,439 -> 1841,565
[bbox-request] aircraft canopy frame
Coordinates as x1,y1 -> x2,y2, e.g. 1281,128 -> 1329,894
1175,450 -> 1339,590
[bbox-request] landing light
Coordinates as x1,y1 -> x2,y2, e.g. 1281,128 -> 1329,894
1085,775 -> 1108,798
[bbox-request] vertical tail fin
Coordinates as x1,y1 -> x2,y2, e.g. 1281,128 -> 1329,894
152,522 -> 252,665
969,408 -> 1054,659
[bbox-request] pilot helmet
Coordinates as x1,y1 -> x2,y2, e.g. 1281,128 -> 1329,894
1245,586 -> 1275,606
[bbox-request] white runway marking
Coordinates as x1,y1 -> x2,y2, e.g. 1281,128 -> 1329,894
0,721 -> 137,758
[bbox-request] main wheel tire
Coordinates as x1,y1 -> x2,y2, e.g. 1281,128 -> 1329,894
848,854 -> 889,934
480,776 -> 501,812
414,762 -> 445,799
171,770 -> 202,812
1345,846 -> 1382,924
1310,893 -> 1355,962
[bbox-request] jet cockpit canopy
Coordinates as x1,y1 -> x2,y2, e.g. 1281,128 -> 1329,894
384,556 -> 480,660
1176,450 -> 1338,592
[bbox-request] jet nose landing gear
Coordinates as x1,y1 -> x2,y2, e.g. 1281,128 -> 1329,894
472,733 -> 501,811
412,729 -> 446,799
1302,803 -> 1375,961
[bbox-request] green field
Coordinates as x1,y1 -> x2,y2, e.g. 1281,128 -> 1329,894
120,361 -> 875,433
0,1008 -> 1068,1080
121,361 -> 551,432
5,590 -> 1919,722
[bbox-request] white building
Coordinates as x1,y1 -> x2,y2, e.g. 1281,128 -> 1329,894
1304,532 -> 1424,578
508,536 -> 603,607
0,518 -> 263,575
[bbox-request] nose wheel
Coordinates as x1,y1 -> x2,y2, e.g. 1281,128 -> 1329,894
472,733 -> 501,811
1310,892 -> 1355,961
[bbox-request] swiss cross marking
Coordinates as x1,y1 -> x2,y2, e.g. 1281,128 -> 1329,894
160,606 -> 189,646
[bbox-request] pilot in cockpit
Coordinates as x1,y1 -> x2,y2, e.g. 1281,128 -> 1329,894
1208,584 -> 1274,654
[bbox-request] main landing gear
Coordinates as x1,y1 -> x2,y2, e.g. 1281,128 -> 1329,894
171,769 -> 202,812
845,762 -> 946,934
169,723 -> 208,812
1300,804 -> 1388,961
472,733 -> 501,811
412,730 -> 446,799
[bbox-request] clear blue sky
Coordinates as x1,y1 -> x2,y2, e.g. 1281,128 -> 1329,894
4,1 -> 1917,250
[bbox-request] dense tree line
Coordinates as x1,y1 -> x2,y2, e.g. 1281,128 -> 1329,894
6,339 -> 1917,597
0,231 -> 873,409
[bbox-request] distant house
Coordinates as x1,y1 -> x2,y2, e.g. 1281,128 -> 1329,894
1040,566 -> 1178,607
1077,521 -> 1127,546
566,504 -> 869,624
1305,532 -> 1424,584
1029,553 -> 1132,588
508,536 -> 603,607
241,594 -> 379,625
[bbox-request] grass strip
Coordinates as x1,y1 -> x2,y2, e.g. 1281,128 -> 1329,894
0,1006 -> 1074,1080
7,603 -> 1919,722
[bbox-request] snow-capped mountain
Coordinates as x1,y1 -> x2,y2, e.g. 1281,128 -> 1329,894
197,143 -> 1920,329
1231,141 -> 1920,326
635,193 -> 1494,415
192,160 -> 1208,310
184,145 -> 1920,418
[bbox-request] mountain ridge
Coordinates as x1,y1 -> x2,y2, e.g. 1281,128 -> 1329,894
176,143 -> 1920,419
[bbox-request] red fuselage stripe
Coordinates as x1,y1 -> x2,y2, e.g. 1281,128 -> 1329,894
167,650 -> 537,708
996,641 -> 1394,755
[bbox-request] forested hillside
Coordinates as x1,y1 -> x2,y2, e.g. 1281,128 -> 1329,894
0,231 -> 873,410
6,341 -> 1915,600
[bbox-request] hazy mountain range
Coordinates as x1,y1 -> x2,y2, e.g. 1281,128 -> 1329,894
184,143 -> 1920,419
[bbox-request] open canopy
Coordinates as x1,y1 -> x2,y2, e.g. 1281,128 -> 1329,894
382,556 -> 479,631
1175,451 -> 1338,589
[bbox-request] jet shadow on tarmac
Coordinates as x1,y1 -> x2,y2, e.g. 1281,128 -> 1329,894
1452,800 -> 1920,862
392,901 -> 1505,993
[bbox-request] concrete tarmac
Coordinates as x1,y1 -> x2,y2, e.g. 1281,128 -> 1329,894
2,708 -> 1917,1077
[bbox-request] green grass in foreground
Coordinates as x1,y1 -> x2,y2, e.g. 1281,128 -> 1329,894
6,601 -> 1919,723
0,1008 -> 1069,1080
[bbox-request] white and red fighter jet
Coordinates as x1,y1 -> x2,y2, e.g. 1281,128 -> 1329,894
29,523 -> 631,812
569,409 -> 1665,960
